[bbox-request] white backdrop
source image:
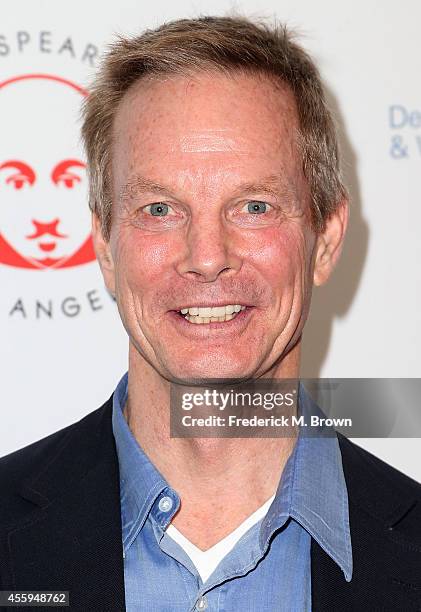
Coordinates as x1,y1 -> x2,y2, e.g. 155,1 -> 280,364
1,0 -> 420,479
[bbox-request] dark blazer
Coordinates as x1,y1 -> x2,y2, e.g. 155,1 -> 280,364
0,397 -> 420,611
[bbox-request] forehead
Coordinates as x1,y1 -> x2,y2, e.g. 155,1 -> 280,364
111,70 -> 302,191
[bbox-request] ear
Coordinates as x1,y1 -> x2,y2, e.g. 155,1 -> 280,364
91,212 -> 116,297
313,199 -> 349,286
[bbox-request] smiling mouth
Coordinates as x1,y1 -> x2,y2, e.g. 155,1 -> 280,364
38,242 -> 57,252
177,304 -> 247,324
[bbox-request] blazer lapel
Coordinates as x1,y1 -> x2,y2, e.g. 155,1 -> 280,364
311,434 -> 421,610
5,398 -> 126,611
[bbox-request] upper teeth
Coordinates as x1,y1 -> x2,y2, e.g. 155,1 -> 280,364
180,304 -> 246,317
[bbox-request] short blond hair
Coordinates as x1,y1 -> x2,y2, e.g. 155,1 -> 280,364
81,15 -> 347,240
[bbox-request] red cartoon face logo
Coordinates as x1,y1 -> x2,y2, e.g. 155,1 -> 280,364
0,74 -> 95,269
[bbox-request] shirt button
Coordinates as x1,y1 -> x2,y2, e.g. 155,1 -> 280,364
195,596 -> 208,611
158,496 -> 173,512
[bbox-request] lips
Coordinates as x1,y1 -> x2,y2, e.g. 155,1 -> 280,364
168,306 -> 253,336
179,304 -> 247,324
172,302 -> 253,311
38,242 -> 57,252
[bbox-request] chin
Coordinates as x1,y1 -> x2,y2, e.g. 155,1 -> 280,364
165,359 -> 256,385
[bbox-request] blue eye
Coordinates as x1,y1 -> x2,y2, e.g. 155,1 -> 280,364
247,201 -> 267,214
148,203 -> 169,216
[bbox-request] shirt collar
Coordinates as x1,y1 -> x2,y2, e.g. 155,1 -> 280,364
260,383 -> 353,581
112,373 -> 352,581
112,372 -> 174,553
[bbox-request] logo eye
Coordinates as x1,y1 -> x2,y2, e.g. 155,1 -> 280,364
55,172 -> 81,189
0,160 -> 36,190
6,173 -> 32,190
51,159 -> 85,189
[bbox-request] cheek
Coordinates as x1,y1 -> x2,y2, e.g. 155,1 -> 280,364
114,229 -> 175,290
248,225 -> 310,291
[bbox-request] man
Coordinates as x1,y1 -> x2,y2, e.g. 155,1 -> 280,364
0,15 -> 420,611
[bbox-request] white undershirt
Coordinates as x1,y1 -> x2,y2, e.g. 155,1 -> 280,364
166,494 -> 276,583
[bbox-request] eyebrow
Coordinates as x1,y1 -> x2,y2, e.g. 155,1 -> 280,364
0,160 -> 35,183
119,173 -> 298,203
230,175 -> 297,200
119,176 -> 175,202
51,159 -> 85,183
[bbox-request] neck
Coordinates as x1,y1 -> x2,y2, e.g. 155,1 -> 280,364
123,341 -> 301,549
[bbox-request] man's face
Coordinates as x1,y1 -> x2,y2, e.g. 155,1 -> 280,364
98,71 -> 339,381
0,76 -> 91,267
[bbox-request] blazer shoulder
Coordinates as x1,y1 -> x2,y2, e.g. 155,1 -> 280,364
339,434 -> 421,493
0,397 -> 113,519
338,434 -> 421,542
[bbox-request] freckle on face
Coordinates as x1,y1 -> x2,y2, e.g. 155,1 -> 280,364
109,71 -> 315,382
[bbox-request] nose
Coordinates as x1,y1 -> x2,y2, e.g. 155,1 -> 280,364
176,215 -> 242,282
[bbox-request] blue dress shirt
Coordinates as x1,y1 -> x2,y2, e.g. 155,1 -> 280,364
112,373 -> 352,611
